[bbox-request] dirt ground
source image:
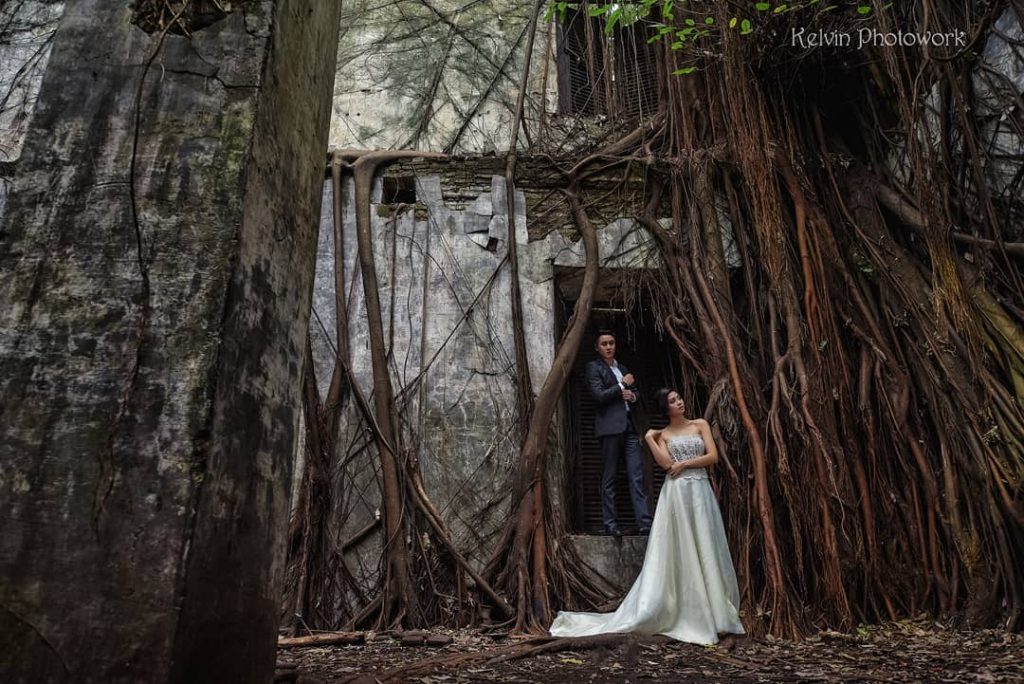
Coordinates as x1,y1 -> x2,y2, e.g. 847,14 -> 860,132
277,619 -> 1024,683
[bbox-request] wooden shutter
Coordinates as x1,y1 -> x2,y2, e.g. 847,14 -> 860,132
559,8 -> 608,116
557,4 -> 660,119
613,25 -> 660,120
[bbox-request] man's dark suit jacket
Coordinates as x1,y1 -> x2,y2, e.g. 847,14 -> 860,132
585,359 -> 636,438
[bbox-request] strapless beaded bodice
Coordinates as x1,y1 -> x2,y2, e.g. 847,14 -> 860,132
667,434 -> 709,480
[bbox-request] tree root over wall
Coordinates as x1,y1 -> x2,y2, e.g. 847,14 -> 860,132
289,0 -> 1024,641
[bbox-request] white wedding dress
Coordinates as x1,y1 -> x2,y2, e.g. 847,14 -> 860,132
550,434 -> 744,644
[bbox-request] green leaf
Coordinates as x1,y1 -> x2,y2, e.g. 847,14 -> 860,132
670,41 -> 684,49
755,2 -> 770,10
857,5 -> 872,14
672,66 -> 698,74
774,4 -> 788,13
704,16 -> 715,25
741,18 -> 753,34
729,17 -> 738,28
685,18 -> 695,26
587,4 -> 608,16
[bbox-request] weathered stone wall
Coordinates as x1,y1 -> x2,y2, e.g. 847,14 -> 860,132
330,0 -> 558,153
0,1 -> 64,162
0,2 -> 339,681
0,1 -> 65,218
977,7 -> 1024,237
309,159 -> 661,584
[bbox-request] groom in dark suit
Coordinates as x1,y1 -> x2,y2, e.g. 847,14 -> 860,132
586,330 -> 653,536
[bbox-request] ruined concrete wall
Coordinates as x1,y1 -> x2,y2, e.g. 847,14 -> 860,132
330,0 -> 558,153
0,1 -> 339,681
0,1 -> 65,218
976,7 -> 1024,235
0,1 -> 64,162
309,159 -> 661,584
890,7 -> 1024,240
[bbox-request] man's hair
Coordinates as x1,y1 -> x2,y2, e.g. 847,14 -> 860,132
594,329 -> 616,345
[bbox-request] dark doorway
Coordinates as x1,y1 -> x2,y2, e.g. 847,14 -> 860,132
556,269 -> 681,534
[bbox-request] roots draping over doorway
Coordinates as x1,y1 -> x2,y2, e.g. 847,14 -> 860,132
288,0 -> 1024,639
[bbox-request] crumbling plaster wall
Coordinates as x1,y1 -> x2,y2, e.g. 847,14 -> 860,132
309,160 -> 660,573
0,1 -> 65,217
330,0 -> 558,153
889,7 -> 1023,240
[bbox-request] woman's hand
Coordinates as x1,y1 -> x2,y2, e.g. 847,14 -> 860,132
667,461 -> 689,478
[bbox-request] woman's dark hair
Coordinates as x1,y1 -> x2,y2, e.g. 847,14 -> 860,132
655,388 -> 675,416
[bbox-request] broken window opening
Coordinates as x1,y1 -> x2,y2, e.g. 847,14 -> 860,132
382,174 -> 417,204
556,3 -> 660,119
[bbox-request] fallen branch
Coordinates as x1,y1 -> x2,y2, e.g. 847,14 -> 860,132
277,631 -> 366,648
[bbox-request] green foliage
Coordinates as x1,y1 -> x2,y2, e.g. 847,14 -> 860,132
543,2 -> 578,24
545,0 -> 891,73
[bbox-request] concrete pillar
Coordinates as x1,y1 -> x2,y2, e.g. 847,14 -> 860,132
0,2 -> 339,682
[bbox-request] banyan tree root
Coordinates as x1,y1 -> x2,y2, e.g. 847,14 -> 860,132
302,0 -> 1024,640
347,149 -> 512,630
480,118 -> 669,632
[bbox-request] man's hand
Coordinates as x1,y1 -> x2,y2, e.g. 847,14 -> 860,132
622,389 -> 636,402
622,373 -> 635,387
645,428 -> 662,442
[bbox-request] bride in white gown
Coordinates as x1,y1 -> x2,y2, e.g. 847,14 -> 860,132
549,388 -> 745,644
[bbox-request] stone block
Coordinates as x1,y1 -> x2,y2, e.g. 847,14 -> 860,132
567,534 -> 649,593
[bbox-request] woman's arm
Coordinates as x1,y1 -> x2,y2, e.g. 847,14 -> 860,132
675,420 -> 720,470
644,429 -> 675,472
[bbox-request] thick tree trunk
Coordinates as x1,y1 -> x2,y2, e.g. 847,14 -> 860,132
0,2 -> 340,682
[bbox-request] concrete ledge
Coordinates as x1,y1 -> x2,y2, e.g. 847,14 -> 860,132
567,534 -> 649,593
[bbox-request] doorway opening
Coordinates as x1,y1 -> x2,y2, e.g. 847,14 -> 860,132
555,267 -> 681,534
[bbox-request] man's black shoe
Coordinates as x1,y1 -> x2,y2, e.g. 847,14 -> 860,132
605,526 -> 624,537
638,527 -> 651,535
